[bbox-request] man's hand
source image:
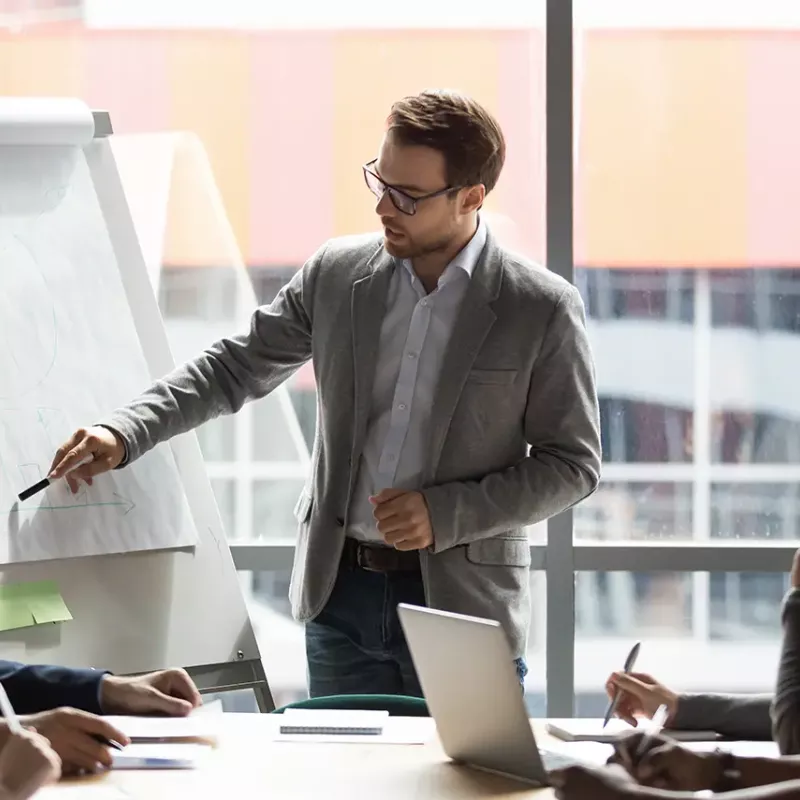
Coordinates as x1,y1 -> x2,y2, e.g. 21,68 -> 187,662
100,669 -> 202,717
604,671 -> 679,727
791,548 -> 800,589
633,740 -> 723,792
0,728 -> 61,800
370,489 -> 433,551
20,708 -> 129,774
608,730 -> 676,773
48,426 -> 125,494
550,763 -> 637,800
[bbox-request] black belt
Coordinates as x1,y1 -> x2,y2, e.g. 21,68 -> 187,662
341,537 -> 421,573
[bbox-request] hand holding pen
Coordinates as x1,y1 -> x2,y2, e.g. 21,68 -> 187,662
602,641 -> 641,728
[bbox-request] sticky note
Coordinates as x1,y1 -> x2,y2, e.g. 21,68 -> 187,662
0,581 -> 71,630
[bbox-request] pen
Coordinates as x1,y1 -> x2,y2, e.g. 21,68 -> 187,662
635,702 -> 669,758
0,683 -> 21,734
603,641 -> 641,728
91,733 -> 124,751
18,454 -> 95,502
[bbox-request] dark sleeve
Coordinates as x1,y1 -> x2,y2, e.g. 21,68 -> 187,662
0,660 -> 108,715
773,588 -> 800,754
672,692 -> 774,740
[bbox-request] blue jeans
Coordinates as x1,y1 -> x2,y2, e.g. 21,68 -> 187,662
305,555 -> 528,697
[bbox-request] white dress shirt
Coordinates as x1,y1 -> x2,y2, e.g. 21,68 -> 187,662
346,219 -> 488,542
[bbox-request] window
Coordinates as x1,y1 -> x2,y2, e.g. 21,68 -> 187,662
9,0 -> 799,713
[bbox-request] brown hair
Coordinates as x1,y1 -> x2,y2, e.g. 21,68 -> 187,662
386,89 -> 506,195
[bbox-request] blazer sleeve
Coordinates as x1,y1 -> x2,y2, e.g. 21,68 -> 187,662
0,661 -> 108,715
96,244 -> 322,465
672,692 -> 774,740
772,588 -> 800,754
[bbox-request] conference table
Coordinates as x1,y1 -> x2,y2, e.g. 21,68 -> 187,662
39,714 -> 576,799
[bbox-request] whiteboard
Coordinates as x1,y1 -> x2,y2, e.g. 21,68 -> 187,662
0,98 -> 260,674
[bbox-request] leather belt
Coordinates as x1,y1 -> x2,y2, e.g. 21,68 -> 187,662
341,537 -> 421,574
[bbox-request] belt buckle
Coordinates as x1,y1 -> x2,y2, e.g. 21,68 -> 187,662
356,544 -> 381,573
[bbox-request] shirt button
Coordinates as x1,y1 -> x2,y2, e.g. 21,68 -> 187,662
407,352 -> 417,359
420,299 -> 428,307
398,403 -> 407,411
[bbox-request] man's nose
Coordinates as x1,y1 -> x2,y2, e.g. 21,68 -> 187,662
375,189 -> 395,217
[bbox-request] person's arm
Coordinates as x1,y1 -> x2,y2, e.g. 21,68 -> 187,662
0,661 -> 107,715
97,245 -> 321,466
638,783 -> 800,799
422,284 -> 601,551
672,693 -> 775,740
772,581 -> 800,755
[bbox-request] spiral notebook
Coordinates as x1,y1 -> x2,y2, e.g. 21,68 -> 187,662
279,709 -> 389,736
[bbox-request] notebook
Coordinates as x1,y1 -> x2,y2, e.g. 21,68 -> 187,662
278,709 -> 389,736
546,718 -> 721,743
110,743 -> 211,769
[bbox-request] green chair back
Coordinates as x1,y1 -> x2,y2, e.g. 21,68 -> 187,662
272,693 -> 429,717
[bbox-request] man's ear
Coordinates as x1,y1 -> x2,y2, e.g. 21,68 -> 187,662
460,184 -> 485,215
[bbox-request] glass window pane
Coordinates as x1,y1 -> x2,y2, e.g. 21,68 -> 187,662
711,484 -> 800,540
252,480 -> 305,542
574,571 -> 786,717
576,482 -> 692,541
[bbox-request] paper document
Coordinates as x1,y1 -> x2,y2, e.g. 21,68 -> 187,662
546,718 -> 721,743
103,710 -> 219,743
0,580 -> 71,632
111,743 -> 210,769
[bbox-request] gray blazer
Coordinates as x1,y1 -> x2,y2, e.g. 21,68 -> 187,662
101,231 -> 602,657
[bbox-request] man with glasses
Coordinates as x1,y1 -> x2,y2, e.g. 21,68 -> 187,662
49,90 -> 601,698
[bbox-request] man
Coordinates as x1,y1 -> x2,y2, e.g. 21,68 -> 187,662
48,89 -> 601,697
0,661 -> 201,773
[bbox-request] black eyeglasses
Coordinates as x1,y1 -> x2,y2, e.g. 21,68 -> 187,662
362,159 -> 456,216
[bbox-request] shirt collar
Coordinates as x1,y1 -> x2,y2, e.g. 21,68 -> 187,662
400,216 -> 487,287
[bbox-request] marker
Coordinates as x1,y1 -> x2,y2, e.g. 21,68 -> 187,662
603,641 -> 641,728
17,454 -> 94,502
0,682 -> 21,734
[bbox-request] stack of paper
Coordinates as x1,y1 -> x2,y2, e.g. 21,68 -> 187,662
104,707 -> 220,745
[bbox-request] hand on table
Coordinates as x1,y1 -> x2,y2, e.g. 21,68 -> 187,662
617,738 -> 723,792
370,489 -> 433,550
100,669 -> 202,716
20,708 -> 128,775
550,763 -> 638,800
0,728 -> 61,800
605,671 -> 679,727
48,425 -> 126,493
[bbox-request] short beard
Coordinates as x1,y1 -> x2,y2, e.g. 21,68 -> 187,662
383,231 -> 454,260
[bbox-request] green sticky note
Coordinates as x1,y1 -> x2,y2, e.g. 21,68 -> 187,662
0,599 -> 35,632
0,581 -> 71,627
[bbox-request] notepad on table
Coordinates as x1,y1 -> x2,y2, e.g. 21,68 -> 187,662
279,708 -> 389,736
546,718 -> 721,743
103,710 -> 219,744
111,743 -> 210,769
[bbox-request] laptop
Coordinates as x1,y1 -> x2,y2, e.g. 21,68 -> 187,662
398,603 -> 584,786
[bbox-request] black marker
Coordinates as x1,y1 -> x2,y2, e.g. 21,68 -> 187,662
17,455 -> 94,502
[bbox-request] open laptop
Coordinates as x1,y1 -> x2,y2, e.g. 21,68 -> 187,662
398,603 -> 585,786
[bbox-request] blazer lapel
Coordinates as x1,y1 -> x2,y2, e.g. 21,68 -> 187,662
350,249 -> 394,464
424,236 -> 504,483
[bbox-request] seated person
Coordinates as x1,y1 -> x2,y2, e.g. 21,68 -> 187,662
605,549 -> 800,754
0,660 -> 201,774
0,727 -> 60,800
550,550 -> 800,798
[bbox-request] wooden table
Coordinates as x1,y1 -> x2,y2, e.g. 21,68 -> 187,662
40,714 -> 559,799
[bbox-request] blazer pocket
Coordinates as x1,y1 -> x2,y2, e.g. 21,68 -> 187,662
466,369 -> 518,385
466,537 -> 531,567
293,491 -> 313,524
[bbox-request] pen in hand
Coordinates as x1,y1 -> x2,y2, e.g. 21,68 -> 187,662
634,702 -> 669,759
603,641 -> 641,728
91,733 -> 124,751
